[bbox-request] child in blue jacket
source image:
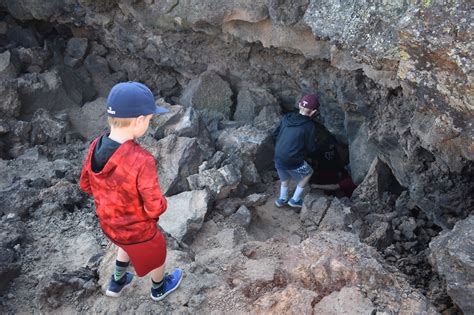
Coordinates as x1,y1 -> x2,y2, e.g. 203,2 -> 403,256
273,94 -> 319,208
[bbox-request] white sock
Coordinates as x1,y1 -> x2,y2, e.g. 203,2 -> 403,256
279,184 -> 288,200
292,185 -> 304,201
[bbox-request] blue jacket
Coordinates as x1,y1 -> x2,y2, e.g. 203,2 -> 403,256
273,112 -> 317,170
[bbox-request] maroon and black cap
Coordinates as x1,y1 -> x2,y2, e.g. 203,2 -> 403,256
298,94 -> 320,110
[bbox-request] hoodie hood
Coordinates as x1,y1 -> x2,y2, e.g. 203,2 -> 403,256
282,112 -> 313,127
91,135 -> 122,173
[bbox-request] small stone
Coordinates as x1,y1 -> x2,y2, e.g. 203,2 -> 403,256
6,213 -> 16,219
229,205 -> 251,228
399,217 -> 417,239
222,206 -> 237,217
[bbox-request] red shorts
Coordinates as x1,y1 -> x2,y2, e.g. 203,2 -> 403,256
111,230 -> 167,277
338,177 -> 357,197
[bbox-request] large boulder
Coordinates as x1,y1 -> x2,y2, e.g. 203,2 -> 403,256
187,164 -> 241,200
300,194 -> 351,233
236,231 -> 438,314
140,134 -> 205,196
0,50 -> 20,78
14,46 -> 52,73
151,101 -> 214,158
6,25 -> 40,48
312,287 -> 376,315
429,216 -> 474,314
179,71 -> 233,118
64,37 -> 89,68
217,125 -> 274,170
30,108 -> 69,145
348,123 -> 378,185
68,97 -> 108,141
16,70 -> 82,118
0,215 -> 23,293
0,80 -> 21,118
152,103 -> 201,139
352,157 -> 402,205
84,54 -> 122,97
234,87 -> 281,130
159,189 -> 210,244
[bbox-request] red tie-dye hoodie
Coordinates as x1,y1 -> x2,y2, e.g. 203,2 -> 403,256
79,137 -> 167,245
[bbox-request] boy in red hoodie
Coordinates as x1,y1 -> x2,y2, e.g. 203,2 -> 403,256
79,82 -> 182,301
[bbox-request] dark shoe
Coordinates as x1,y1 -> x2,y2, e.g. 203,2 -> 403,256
151,268 -> 183,301
288,198 -> 303,208
105,272 -> 133,297
274,198 -> 289,207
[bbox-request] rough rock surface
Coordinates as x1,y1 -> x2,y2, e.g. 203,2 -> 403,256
312,286 -> 376,315
234,87 -> 281,130
217,126 -> 274,170
159,189 -> 210,244
141,134 -> 205,196
430,216 -> 474,314
179,70 -> 233,118
68,97 -> 108,141
187,164 -> 241,200
0,81 -> 21,118
1,0 -> 465,228
0,1 -> 471,313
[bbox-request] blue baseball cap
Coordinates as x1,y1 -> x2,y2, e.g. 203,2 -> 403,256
106,82 -> 169,118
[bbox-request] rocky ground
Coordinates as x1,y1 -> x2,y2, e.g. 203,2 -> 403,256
0,1 -> 473,314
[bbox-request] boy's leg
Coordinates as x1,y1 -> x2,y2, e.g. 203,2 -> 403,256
114,247 -> 130,281
150,263 -> 166,285
289,162 -> 314,208
150,263 -> 183,301
106,247 -> 134,297
279,180 -> 289,200
275,167 -> 290,207
275,180 -> 290,207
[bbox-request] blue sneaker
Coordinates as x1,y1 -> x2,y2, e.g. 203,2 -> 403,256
151,268 -> 183,301
105,272 -> 133,297
275,198 -> 289,207
288,198 -> 303,208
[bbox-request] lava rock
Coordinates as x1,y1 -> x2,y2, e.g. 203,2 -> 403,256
398,216 -> 417,240
429,216 -> 474,314
179,70 -> 233,118
30,109 -> 68,145
229,205 -> 251,228
234,88 -> 280,129
267,0 -> 309,26
64,37 -> 88,67
0,50 -> 20,78
300,193 -> 330,228
187,164 -> 241,200
159,189 -> 210,244
217,125 -> 274,170
241,162 -> 261,186
6,25 -> 40,48
68,97 -> 108,140
141,134 -> 206,196
313,287 -> 376,315
0,80 -> 21,118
